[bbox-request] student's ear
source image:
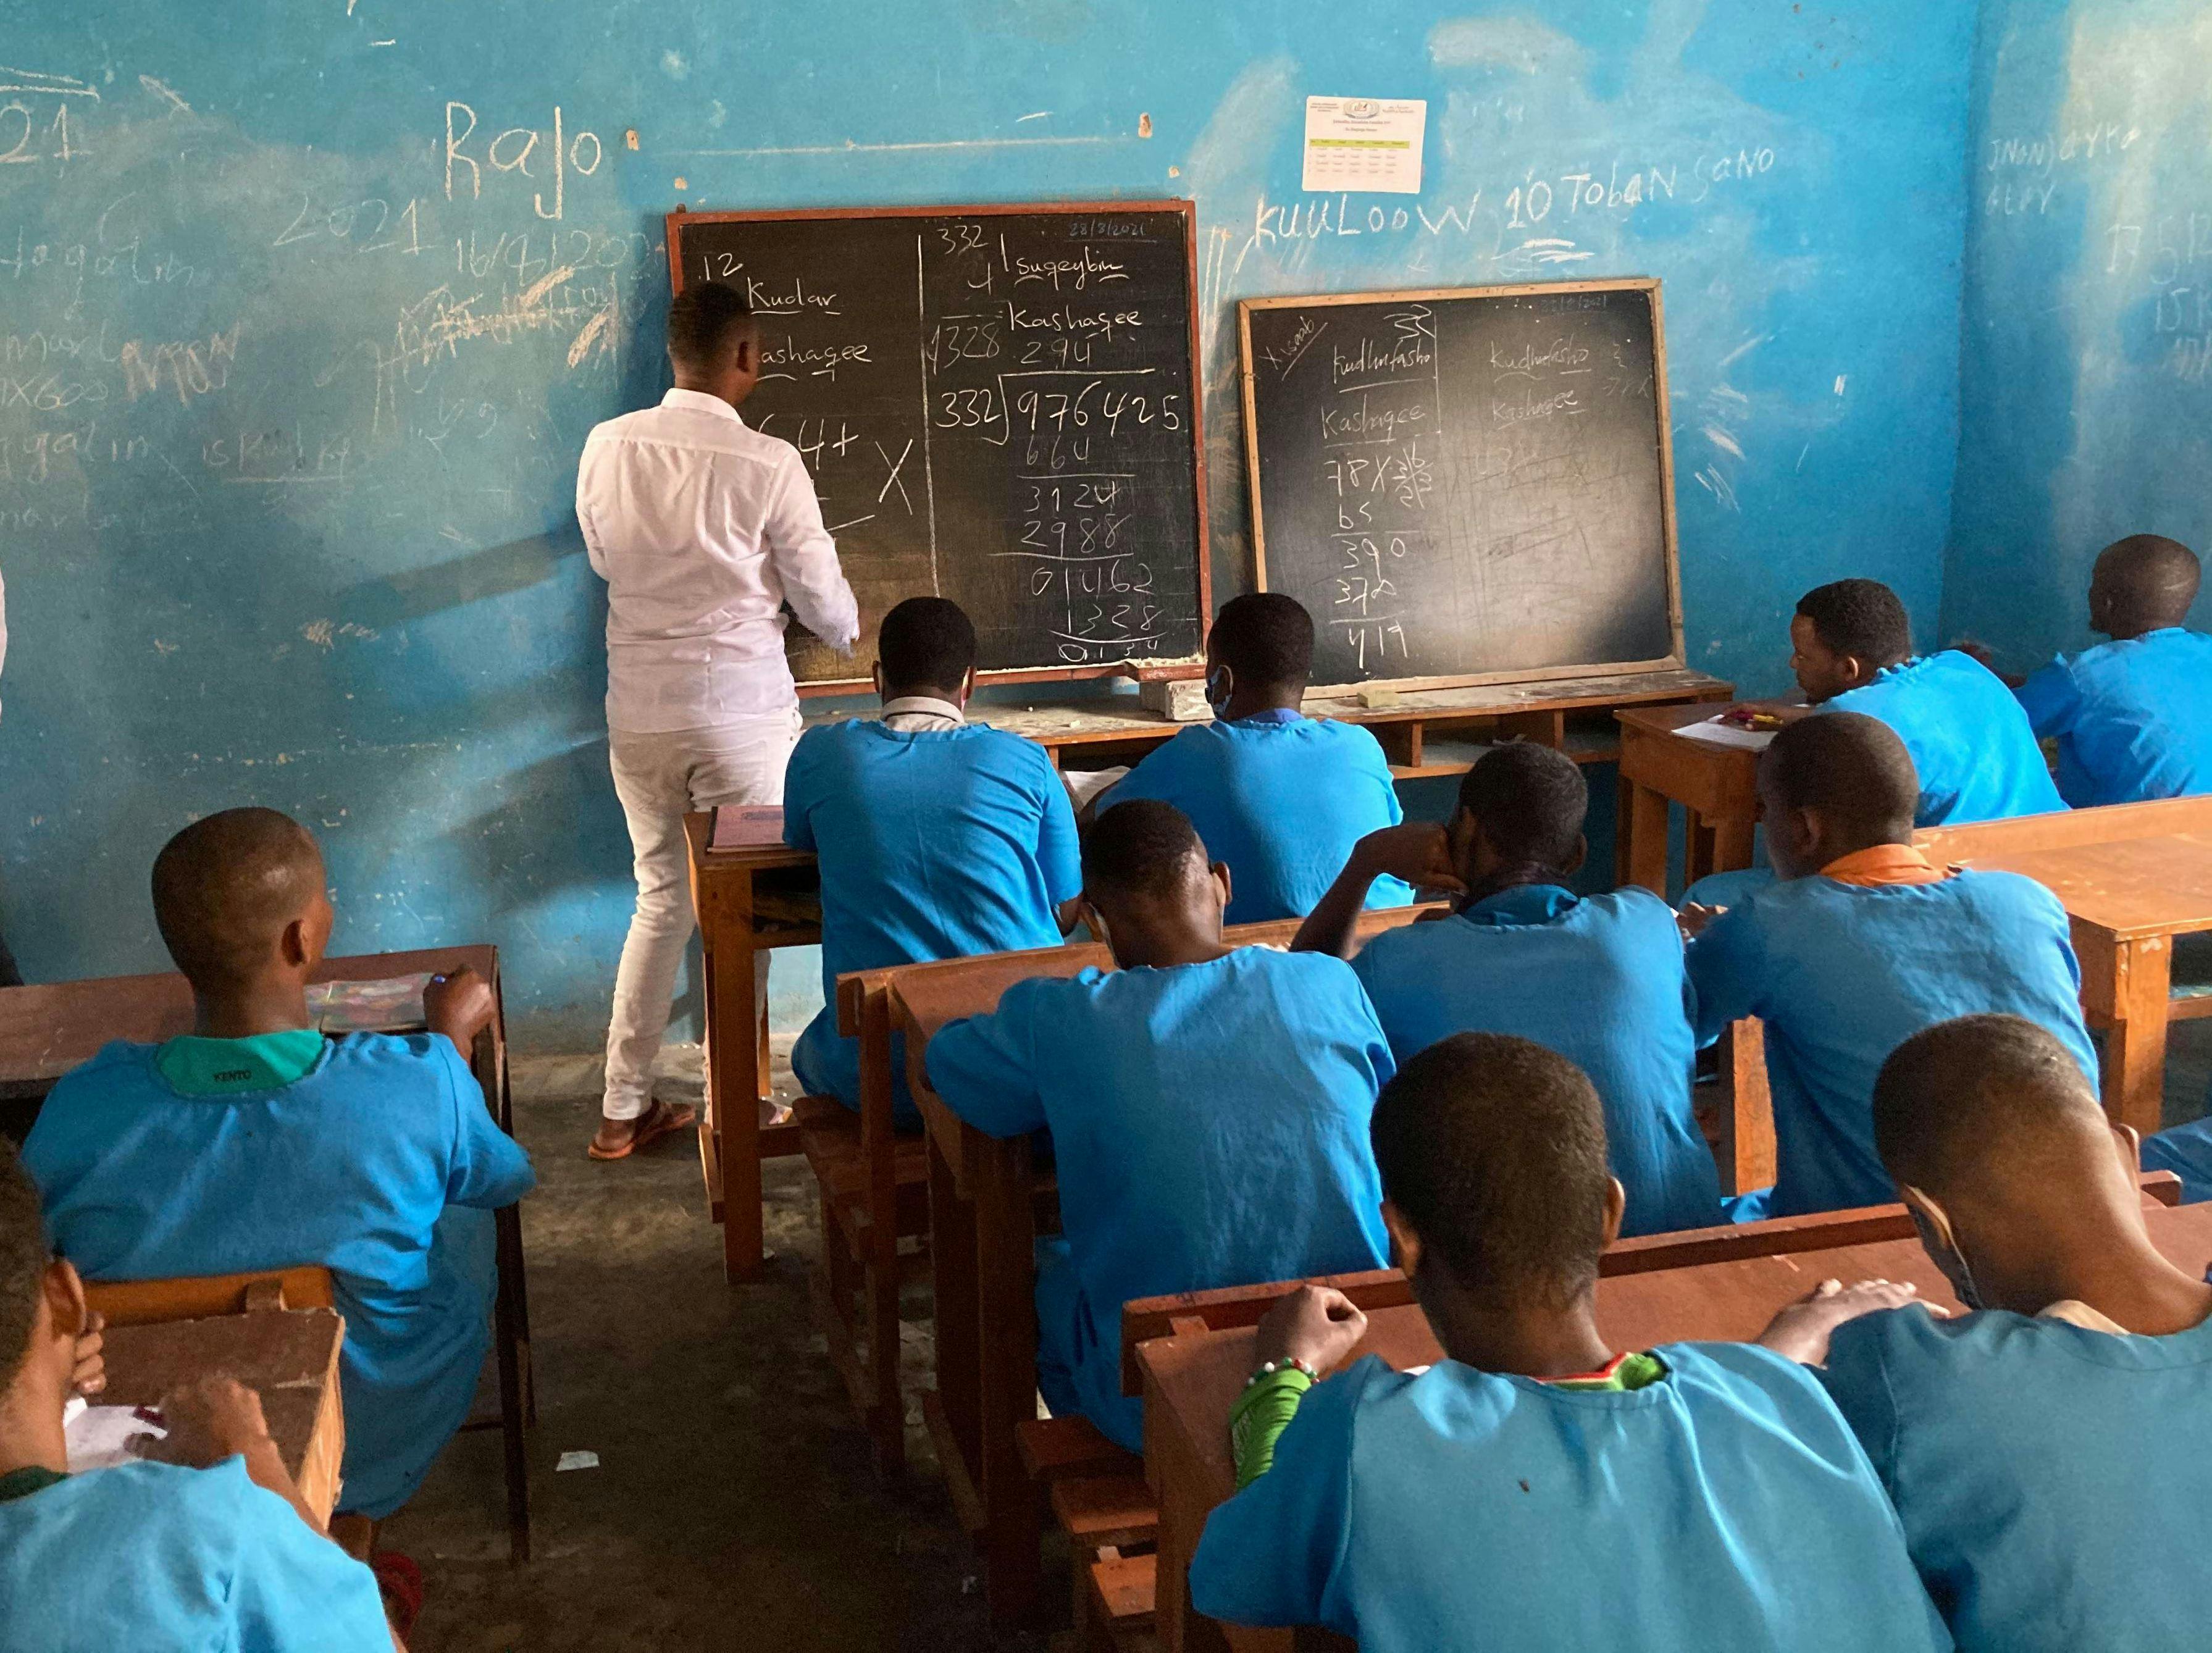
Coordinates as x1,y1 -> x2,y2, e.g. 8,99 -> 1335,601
958,666 -> 976,706
1074,898 -> 1109,953
1599,1177 -> 1627,1250
732,335 -> 753,374
871,661 -> 886,700
2111,1122 -> 2144,1178
43,1256 -> 88,1343
1209,860 -> 1233,916
1380,1199 -> 1422,1278
1899,1184 -> 1963,1272
1562,834 -> 1589,878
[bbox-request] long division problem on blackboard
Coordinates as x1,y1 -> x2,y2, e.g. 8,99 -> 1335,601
1239,280 -> 1683,693
668,203 -> 1209,688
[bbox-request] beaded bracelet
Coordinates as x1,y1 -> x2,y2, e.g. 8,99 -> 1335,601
1244,1357 -> 1318,1388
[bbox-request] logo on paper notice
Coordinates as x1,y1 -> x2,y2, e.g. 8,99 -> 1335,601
1302,96 -> 1427,195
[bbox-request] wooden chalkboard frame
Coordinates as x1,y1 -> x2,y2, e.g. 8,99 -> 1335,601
1238,278 -> 1685,698
667,201 -> 1212,695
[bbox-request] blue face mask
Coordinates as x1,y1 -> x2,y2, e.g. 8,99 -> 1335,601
1205,668 -> 1231,713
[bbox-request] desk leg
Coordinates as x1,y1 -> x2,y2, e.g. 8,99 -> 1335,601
976,1145 -> 1041,1626
706,937 -> 770,1283
925,1129 -> 985,1535
1720,1019 -> 1776,1196
1710,814 -> 1757,877
1686,818 -> 1719,885
2105,935 -> 2174,1139
492,1202 -> 531,1563
1619,777 -> 1670,895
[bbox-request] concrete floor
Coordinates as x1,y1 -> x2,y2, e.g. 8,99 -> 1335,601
385,1021 -> 2212,1653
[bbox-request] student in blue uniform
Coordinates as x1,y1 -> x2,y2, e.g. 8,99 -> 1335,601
25,809 -> 535,1534
2014,534 -> 2211,806
1104,593 -> 1408,924
1794,577 -> 2063,824
1685,714 -> 2095,1216
1189,1033 -> 1948,1653
2143,1110 -> 2212,1201
1296,742 -> 1720,1234
784,596 -> 1079,1120
1808,1015 -> 2212,1652
923,800 -> 1393,1452
0,1141 -> 398,1653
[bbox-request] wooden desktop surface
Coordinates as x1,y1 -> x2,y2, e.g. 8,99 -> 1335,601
1140,1197 -> 2212,1653
1951,832 -> 2212,942
0,945 -> 501,1095
101,1308 -> 348,1526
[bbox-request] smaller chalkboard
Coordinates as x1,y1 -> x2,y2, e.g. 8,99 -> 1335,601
1239,280 -> 1684,693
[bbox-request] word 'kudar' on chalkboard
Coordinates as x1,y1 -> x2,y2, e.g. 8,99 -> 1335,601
667,203 -> 1210,692
1238,280 -> 1686,696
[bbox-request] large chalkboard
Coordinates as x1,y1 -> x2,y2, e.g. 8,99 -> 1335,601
669,203 -> 1208,687
1239,282 -> 1683,692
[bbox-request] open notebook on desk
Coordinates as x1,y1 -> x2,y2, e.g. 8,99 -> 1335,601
306,973 -> 433,1034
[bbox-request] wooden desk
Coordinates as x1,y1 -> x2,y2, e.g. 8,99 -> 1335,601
100,1308 -> 348,1526
1138,1197 -> 2212,1653
687,672 -> 1730,1280
890,907 -> 1439,1625
0,946 -> 534,1562
1614,701 -> 1799,894
1917,798 -> 2212,1136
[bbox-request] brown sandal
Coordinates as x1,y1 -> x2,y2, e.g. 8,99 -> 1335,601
587,1099 -> 698,1161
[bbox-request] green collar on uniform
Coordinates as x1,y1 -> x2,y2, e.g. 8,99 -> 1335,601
154,1027 -> 327,1096
0,1465 -> 65,1502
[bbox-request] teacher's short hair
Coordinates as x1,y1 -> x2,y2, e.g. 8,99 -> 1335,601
667,282 -> 757,369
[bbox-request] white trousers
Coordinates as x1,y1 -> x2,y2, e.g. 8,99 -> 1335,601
602,712 -> 802,1120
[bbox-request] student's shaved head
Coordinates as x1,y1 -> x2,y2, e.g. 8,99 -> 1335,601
1082,800 -> 1207,905
1874,1015 -> 2109,1207
1457,742 -> 1587,871
1762,713 -> 1917,844
1371,1034 -> 1612,1308
151,808 -> 325,991
2092,534 -> 2201,635
0,1140 -> 49,1386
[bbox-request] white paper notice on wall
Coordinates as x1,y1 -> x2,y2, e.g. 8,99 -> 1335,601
1302,97 -> 1426,195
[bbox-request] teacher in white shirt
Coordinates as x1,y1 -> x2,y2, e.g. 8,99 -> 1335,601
576,282 -> 859,1161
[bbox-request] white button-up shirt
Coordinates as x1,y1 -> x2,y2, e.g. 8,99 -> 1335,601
577,388 -> 860,732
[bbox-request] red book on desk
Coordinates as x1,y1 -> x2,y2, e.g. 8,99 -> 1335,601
710,805 -> 787,851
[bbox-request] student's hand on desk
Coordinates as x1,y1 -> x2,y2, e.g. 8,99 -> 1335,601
1353,823 -> 1465,898
1676,902 -> 1725,942
145,1376 -> 277,1468
424,965 -> 496,1048
70,1309 -> 105,1399
1254,1284 -> 1368,1376
1756,1278 -> 1943,1365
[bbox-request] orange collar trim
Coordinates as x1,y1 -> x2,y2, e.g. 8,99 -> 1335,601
1818,844 -> 1951,888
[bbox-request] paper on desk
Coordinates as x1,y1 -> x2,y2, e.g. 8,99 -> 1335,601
64,1397 -> 165,1472
710,805 -> 787,851
1676,716 -> 1777,751
1062,767 -> 1128,811
308,973 -> 434,1034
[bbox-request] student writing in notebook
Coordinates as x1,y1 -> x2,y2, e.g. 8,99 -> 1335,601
24,808 -> 535,1552
1809,1015 -> 2212,1651
0,1140 -> 398,1653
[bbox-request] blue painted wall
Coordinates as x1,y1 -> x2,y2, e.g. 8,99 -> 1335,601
1946,0 -> 2212,666
0,3 -> 1974,1045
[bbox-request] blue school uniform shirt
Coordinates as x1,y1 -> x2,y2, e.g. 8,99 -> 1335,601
2014,628 -> 2212,807
2145,1111 -> 2212,1203
0,1458 -> 392,1653
1685,869 -> 2097,1216
1107,711 -> 1410,924
1191,1344 -> 1950,1652
1822,1302 -> 2212,1651
923,948 -> 1393,1451
784,718 -> 1080,1116
25,1033 -> 536,1518
1348,885 -> 1720,1235
1827,650 -> 2066,824
0,1458 -> 390,1653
